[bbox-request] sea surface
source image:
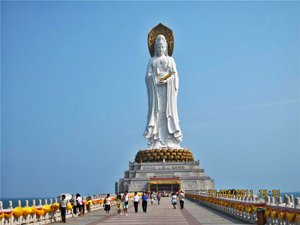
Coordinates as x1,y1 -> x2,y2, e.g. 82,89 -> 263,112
1,192 -> 299,209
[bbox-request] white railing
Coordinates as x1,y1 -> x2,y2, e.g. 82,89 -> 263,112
0,196 -> 109,225
186,193 -> 300,225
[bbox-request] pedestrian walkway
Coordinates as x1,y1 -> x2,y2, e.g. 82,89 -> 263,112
51,198 -> 252,225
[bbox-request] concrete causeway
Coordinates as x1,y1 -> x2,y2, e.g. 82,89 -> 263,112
50,198 -> 251,225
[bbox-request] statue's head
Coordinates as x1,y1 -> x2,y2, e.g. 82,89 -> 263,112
154,34 -> 168,56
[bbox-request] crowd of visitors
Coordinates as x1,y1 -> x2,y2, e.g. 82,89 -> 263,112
58,192 -> 85,223
58,190 -> 186,222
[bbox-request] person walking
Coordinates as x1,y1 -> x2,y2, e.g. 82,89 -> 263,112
70,195 -> 78,217
133,192 -> 140,213
157,192 -> 162,205
76,193 -> 84,216
104,193 -> 111,216
116,194 -> 123,215
59,194 -> 67,223
171,192 -> 177,209
141,192 -> 148,213
179,191 -> 185,209
123,191 -> 129,216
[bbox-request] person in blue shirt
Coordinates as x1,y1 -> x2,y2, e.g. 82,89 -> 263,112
141,192 -> 149,213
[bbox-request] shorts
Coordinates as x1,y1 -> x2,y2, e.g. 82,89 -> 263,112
123,202 -> 129,209
104,205 -> 110,211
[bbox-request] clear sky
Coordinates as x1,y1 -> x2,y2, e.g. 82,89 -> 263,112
1,1 -> 299,198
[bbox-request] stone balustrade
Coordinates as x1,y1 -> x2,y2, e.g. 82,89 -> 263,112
186,193 -> 300,225
0,195 -> 111,225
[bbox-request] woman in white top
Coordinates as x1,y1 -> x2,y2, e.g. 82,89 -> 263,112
123,191 -> 129,216
133,192 -> 140,213
76,193 -> 84,216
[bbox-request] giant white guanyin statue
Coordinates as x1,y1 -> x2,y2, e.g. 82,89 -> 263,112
144,33 -> 183,149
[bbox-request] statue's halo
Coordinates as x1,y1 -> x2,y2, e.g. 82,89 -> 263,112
148,23 -> 174,57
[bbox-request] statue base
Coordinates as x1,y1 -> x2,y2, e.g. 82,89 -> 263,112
116,148 -> 215,194
135,148 -> 194,162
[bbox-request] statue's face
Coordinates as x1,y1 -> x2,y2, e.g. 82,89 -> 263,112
155,43 -> 167,56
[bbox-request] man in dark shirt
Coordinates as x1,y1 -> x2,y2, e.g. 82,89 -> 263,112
141,192 -> 149,213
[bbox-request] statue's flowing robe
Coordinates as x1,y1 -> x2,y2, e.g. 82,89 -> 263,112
144,56 -> 182,148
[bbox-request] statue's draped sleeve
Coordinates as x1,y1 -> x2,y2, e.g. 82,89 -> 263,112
144,58 -> 157,139
166,57 -> 182,140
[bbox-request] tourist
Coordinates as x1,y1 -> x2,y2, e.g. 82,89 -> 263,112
116,194 -> 123,215
123,191 -> 129,216
171,192 -> 177,209
142,192 -> 148,213
157,192 -> 162,205
76,193 -> 84,216
151,192 -> 157,205
133,192 -> 140,213
59,194 -> 67,223
150,192 -> 154,205
179,191 -> 185,209
70,195 -> 78,217
104,193 -> 111,216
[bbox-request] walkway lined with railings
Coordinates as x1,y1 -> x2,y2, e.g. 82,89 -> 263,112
50,198 -> 251,225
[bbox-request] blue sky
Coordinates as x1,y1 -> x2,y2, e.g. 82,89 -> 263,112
1,1 -> 299,198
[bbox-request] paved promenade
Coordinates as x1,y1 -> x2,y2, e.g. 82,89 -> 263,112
51,198 -> 252,225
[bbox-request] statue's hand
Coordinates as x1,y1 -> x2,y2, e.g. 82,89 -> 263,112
159,80 -> 167,85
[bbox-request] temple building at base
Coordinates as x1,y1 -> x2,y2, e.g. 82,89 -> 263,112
115,149 -> 215,194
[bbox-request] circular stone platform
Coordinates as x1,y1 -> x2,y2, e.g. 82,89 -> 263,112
135,148 -> 195,163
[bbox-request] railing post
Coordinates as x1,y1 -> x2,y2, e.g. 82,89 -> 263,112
257,207 -> 266,225
285,195 -> 292,208
32,199 -> 37,224
271,197 -> 276,206
295,197 -> 300,209
290,195 -> 294,207
8,201 -> 13,225
24,200 -> 29,225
